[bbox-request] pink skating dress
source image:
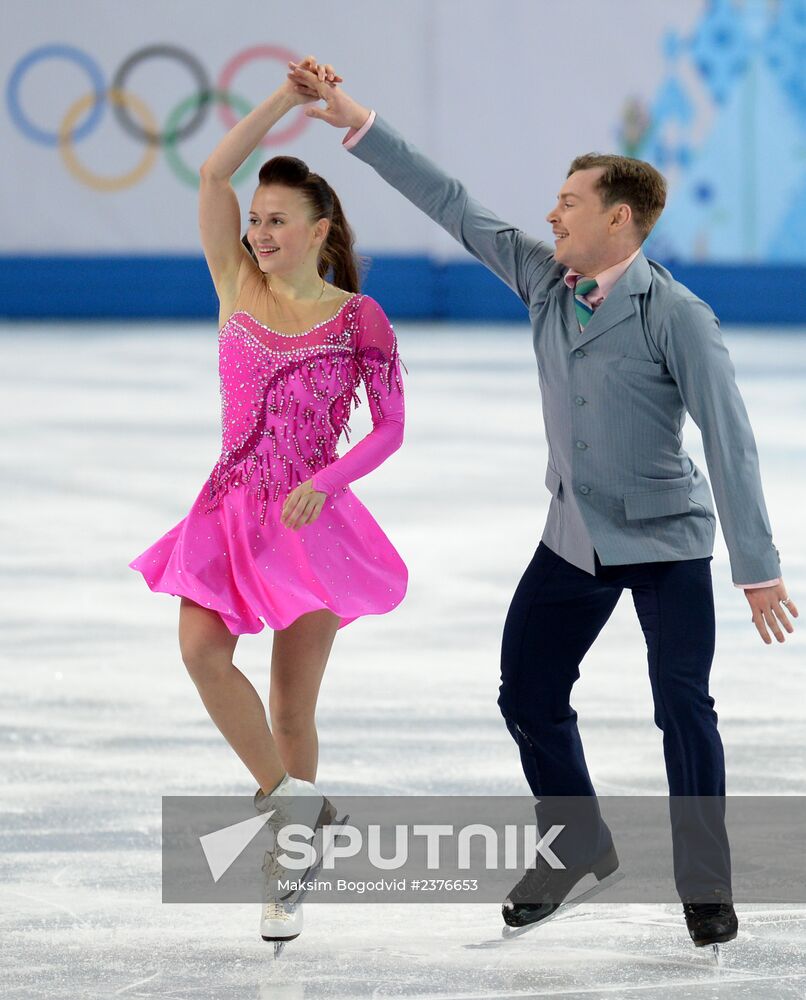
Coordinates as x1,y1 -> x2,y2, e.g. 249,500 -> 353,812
128,292 -> 408,635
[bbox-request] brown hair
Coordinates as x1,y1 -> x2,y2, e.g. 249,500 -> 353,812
567,153 -> 667,241
241,156 -> 367,292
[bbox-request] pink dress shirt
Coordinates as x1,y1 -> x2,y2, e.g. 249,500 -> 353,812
344,112 -> 780,591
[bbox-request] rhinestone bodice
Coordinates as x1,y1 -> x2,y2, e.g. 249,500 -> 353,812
202,293 -> 403,524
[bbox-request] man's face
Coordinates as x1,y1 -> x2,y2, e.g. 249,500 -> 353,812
546,167 -> 614,274
247,184 -> 327,273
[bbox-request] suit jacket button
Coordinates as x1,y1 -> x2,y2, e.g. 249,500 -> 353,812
579,485 -> 591,495
574,349 -> 586,358
575,396 -> 586,405
575,440 -> 588,449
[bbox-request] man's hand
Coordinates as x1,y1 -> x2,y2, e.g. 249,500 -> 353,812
744,582 -> 798,644
281,478 -> 328,531
286,57 -> 371,130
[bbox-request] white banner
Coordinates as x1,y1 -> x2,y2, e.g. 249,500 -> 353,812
2,0 -> 802,261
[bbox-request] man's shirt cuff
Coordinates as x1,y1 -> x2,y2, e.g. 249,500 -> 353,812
343,109 -> 376,149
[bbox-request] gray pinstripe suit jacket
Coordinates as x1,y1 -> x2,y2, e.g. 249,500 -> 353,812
346,114 -> 781,585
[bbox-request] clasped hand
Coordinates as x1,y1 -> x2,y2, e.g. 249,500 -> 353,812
285,56 -> 367,128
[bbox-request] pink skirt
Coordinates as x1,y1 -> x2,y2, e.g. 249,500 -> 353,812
128,480 -> 408,635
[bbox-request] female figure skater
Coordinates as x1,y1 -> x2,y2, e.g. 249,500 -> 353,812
128,61 -> 407,947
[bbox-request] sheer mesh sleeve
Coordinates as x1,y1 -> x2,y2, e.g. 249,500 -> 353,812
311,296 -> 405,495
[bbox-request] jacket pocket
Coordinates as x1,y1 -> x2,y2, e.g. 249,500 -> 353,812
617,356 -> 666,375
623,475 -> 692,520
545,465 -> 562,499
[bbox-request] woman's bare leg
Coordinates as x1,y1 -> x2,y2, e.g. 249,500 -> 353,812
269,608 -> 340,782
178,597 -> 285,794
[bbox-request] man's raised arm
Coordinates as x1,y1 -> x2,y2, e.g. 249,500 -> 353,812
288,61 -> 556,307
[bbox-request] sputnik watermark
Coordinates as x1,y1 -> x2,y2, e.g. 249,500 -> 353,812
199,814 -> 565,882
271,823 -> 565,871
165,794 -> 806,904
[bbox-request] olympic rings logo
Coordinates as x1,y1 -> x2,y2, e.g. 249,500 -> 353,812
6,43 -> 311,191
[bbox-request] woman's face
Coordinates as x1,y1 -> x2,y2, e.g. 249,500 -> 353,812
246,184 -> 329,275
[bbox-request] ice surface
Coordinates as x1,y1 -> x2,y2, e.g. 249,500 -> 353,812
1,320 -> 805,998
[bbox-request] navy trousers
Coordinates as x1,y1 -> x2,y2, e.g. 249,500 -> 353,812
498,540 -> 731,899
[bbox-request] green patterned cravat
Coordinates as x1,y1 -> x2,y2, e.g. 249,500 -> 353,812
574,277 -> 599,329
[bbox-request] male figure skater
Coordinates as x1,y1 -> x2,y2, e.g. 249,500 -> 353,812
287,58 -> 798,949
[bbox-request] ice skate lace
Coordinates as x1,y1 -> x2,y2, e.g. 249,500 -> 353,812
262,850 -> 287,882
258,795 -> 332,890
261,801 -> 292,883
263,900 -> 292,921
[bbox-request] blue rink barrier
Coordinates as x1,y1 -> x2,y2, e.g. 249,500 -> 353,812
0,255 -> 803,325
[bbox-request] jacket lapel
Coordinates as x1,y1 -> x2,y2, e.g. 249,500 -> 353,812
569,250 -> 652,350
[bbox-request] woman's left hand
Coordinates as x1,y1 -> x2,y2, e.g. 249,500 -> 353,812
282,479 -> 328,530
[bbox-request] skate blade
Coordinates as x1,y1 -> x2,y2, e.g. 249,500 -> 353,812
500,869 -> 625,941
698,941 -> 730,968
693,933 -> 735,966
261,931 -> 299,960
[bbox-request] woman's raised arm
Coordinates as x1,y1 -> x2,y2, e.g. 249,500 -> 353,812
198,82 -> 313,300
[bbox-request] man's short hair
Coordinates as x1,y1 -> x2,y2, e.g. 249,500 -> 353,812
568,153 -> 667,241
